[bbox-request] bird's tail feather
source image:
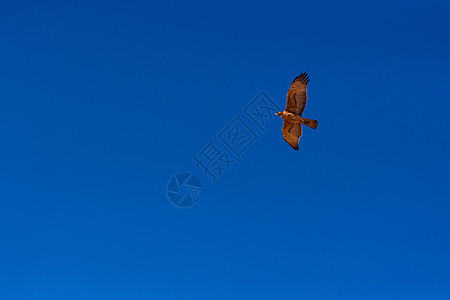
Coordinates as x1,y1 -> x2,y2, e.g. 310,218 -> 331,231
299,117 -> 318,129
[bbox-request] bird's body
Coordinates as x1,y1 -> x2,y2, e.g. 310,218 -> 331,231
278,111 -> 318,129
275,73 -> 318,151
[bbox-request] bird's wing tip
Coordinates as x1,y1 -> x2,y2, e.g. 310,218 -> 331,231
292,73 -> 310,84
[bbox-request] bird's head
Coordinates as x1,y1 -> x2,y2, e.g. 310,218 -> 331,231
275,111 -> 283,117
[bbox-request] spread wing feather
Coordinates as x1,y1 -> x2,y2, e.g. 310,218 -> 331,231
286,72 -> 310,115
282,121 -> 302,151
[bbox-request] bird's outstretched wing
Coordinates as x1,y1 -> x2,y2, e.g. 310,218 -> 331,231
282,121 -> 302,151
286,72 -> 310,115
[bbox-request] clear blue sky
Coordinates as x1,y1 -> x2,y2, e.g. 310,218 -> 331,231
1,0 -> 450,299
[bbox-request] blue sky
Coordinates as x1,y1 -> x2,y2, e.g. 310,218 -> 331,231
1,0 -> 450,299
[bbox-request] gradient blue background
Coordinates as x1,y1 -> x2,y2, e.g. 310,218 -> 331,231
1,0 -> 450,299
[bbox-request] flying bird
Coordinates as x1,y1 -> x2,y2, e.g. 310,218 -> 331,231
275,73 -> 318,151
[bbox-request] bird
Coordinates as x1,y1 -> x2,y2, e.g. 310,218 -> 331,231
275,73 -> 318,151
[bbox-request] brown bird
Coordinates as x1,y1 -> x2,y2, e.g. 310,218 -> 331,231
275,73 -> 318,151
